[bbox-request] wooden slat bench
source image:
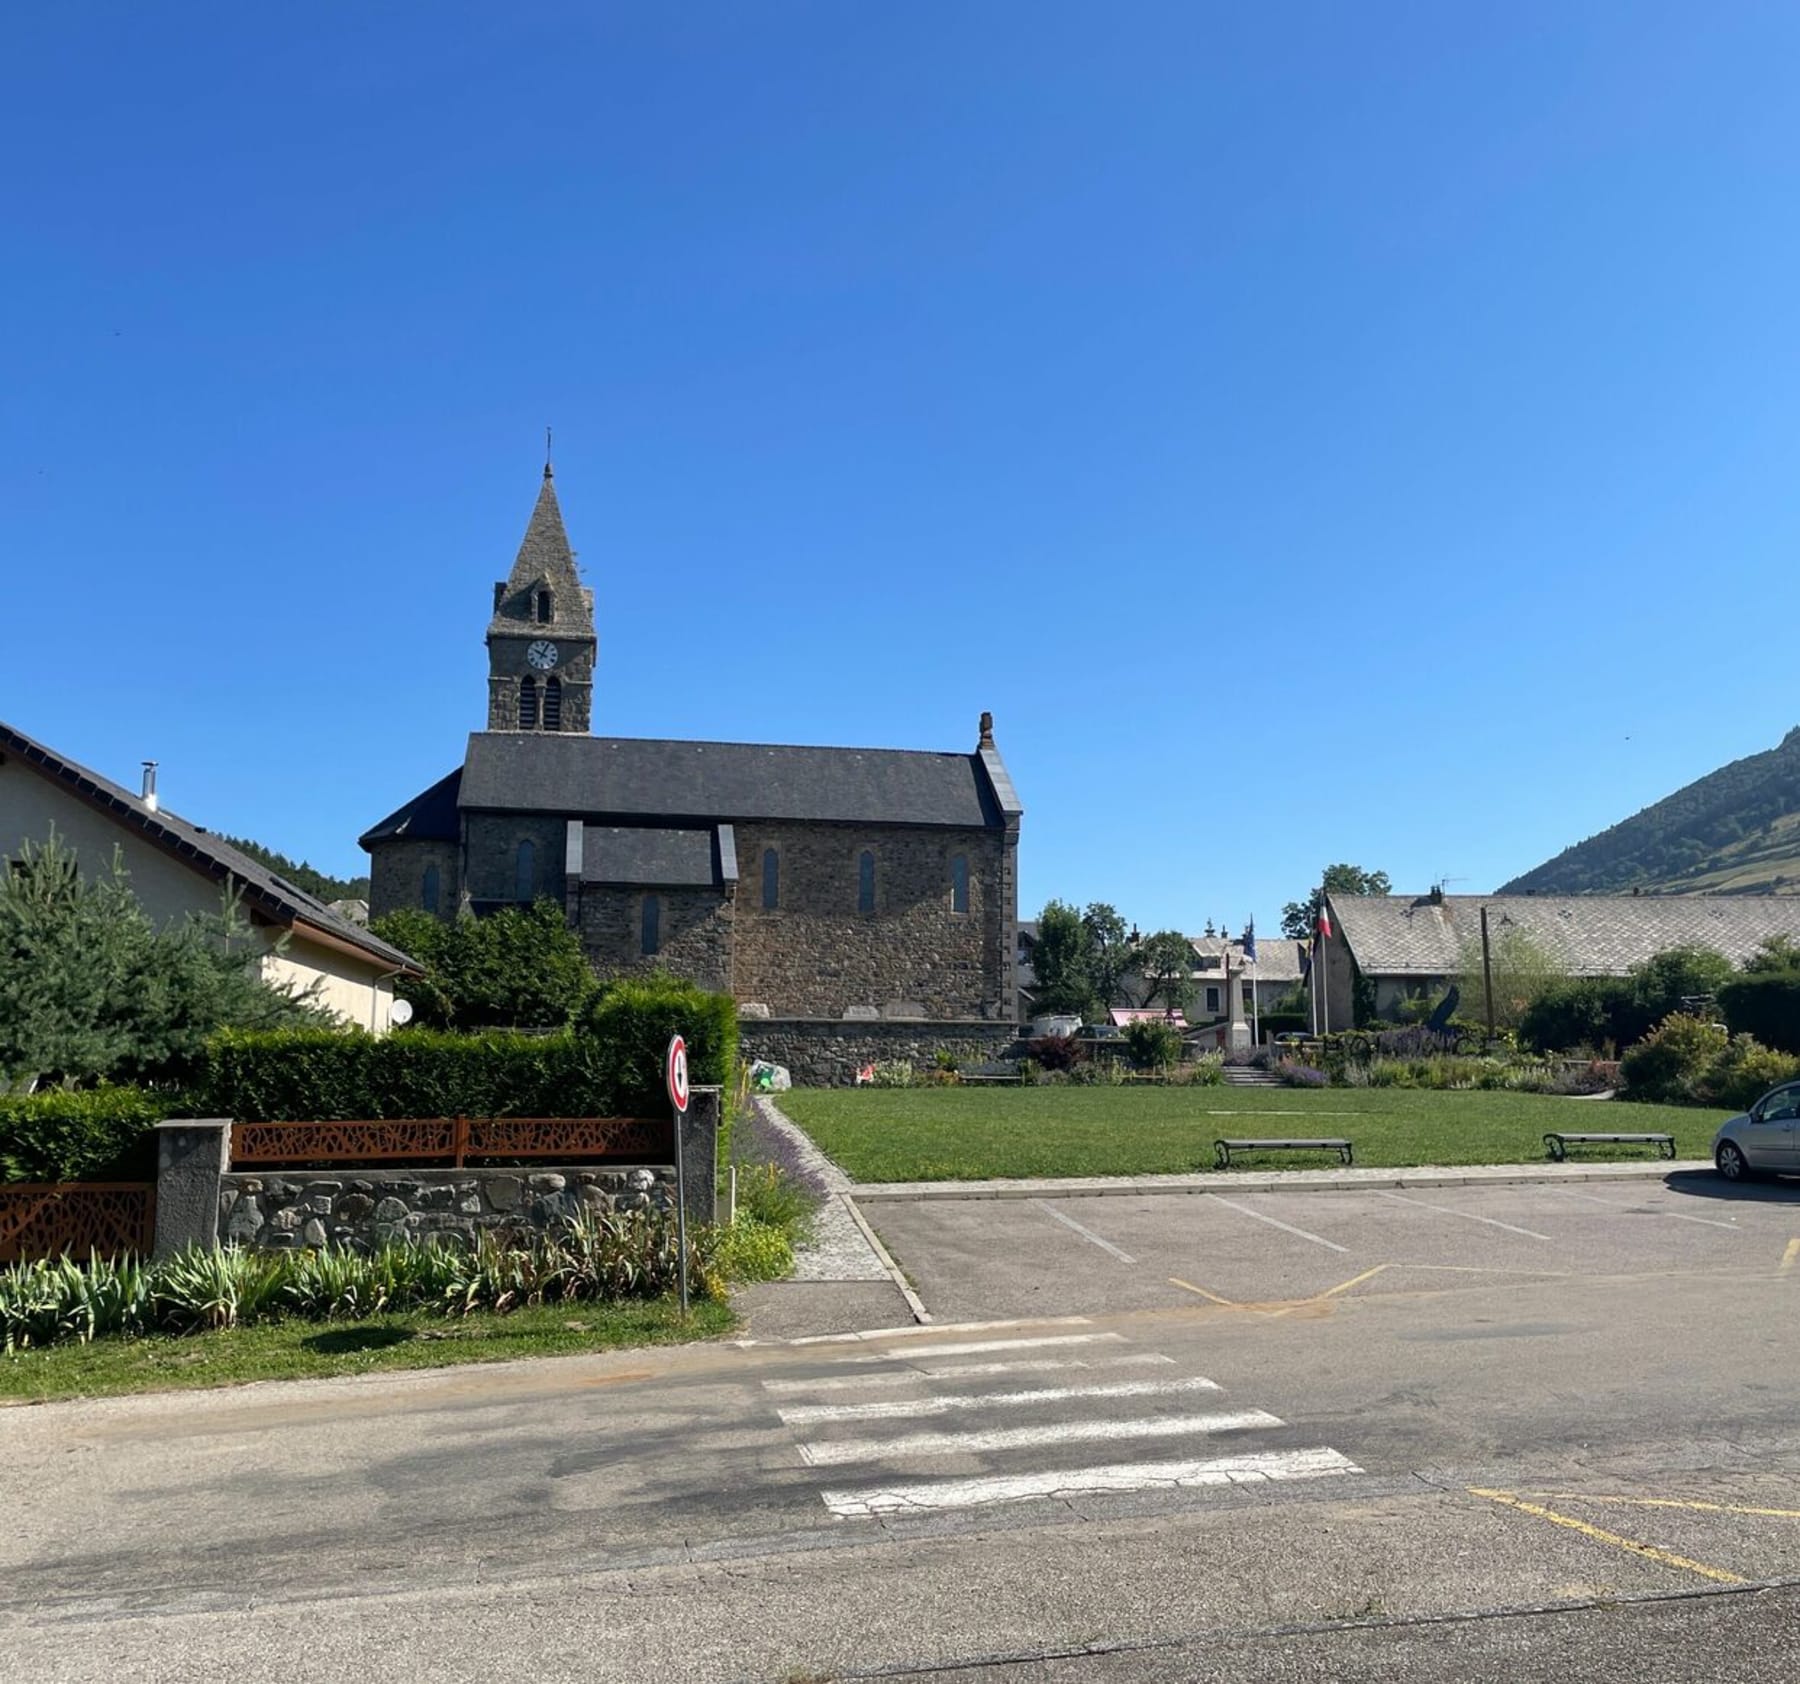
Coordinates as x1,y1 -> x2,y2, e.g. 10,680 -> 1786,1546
1214,1137 -> 1354,1169
1543,1131 -> 1675,1162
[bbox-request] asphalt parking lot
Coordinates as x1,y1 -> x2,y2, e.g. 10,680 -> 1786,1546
862,1171 -> 1800,1324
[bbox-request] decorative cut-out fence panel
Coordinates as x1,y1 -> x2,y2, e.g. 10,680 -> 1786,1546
0,1183 -> 157,1264
229,1116 -> 673,1170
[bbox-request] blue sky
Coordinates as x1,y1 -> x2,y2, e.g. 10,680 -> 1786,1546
5,3 -> 1799,934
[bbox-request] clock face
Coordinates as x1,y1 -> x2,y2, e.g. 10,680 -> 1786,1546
526,640 -> 560,671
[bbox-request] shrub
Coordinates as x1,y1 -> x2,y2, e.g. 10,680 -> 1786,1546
1275,1061 -> 1330,1088
1618,1013 -> 1729,1103
869,1060 -> 915,1088
1123,1020 -> 1184,1071
1719,971 -> 1800,1056
0,1086 -> 167,1184
1691,1035 -> 1800,1112
706,1216 -> 794,1284
1026,1034 -> 1087,1073
579,973 -> 738,1114
371,901 -> 596,1030
1172,1055 -> 1224,1087
932,1048 -> 960,1073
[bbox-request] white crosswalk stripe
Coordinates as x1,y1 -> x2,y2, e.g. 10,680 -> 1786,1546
767,1329 -> 1363,1518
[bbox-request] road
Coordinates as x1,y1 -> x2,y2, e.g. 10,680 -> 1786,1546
6,1173 -> 1800,1681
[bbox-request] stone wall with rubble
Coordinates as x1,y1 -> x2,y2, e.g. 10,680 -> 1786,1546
217,1165 -> 677,1251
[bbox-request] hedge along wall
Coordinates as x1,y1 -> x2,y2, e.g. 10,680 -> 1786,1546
0,1087 -> 167,1184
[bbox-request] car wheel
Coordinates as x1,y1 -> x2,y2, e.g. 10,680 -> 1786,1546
1716,1140 -> 1752,1182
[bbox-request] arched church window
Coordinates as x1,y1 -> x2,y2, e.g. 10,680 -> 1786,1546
515,840 -> 535,903
536,589 -> 553,624
641,894 -> 661,956
858,850 -> 876,914
950,854 -> 970,914
519,676 -> 539,729
543,676 -> 562,730
762,848 -> 779,910
422,865 -> 440,915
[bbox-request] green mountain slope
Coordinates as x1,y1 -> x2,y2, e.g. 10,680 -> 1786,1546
1501,727 -> 1800,897
221,836 -> 371,906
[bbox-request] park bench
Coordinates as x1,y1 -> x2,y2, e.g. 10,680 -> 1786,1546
1543,1131 -> 1676,1162
1214,1137 -> 1354,1169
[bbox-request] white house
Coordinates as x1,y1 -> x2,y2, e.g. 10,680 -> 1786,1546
0,720 -> 419,1033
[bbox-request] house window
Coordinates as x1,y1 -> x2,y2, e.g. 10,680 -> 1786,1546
515,839 -> 535,903
421,865 -> 440,915
858,849 -> 876,914
762,847 -> 779,910
1205,985 -> 1220,1015
950,854 -> 969,914
641,893 -> 661,956
519,675 -> 539,729
543,676 -> 562,730
536,589 -> 552,624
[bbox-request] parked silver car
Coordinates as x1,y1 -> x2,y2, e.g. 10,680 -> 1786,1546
1713,1081 -> 1800,1180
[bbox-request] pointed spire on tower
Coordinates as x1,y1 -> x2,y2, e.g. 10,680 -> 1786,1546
544,425 -> 554,481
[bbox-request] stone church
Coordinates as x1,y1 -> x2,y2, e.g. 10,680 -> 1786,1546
361,467 -> 1024,1056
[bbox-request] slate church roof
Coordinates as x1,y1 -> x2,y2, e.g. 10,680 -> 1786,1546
1331,891 -> 1800,978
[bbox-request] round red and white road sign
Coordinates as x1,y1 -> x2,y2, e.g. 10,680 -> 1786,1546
666,1033 -> 690,1114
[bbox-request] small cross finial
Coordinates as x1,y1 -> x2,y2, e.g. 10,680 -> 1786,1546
544,426 -> 554,479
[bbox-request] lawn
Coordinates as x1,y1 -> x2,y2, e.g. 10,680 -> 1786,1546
777,1085 -> 1732,1183
0,1298 -> 734,1405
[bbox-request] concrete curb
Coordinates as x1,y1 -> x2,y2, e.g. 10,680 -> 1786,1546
838,1193 -> 932,1324
849,1160 -> 1716,1202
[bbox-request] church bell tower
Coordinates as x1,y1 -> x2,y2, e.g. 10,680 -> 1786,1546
486,462 -> 596,733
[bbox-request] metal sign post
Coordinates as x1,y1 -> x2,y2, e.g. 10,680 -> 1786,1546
666,1033 -> 691,1317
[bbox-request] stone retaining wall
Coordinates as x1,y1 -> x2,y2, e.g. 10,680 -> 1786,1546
217,1166 -> 677,1252
739,1020 -> 1022,1087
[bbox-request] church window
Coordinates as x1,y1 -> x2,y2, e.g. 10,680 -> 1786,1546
858,850 -> 876,914
543,676 -> 562,730
536,589 -> 552,624
762,848 -> 779,910
515,839 -> 535,903
422,865 -> 440,915
519,675 -> 539,729
641,894 -> 661,956
950,854 -> 969,914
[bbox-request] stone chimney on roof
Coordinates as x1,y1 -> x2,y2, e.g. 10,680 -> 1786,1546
978,711 -> 995,750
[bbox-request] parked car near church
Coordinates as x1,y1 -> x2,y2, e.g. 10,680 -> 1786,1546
1712,1082 -> 1800,1181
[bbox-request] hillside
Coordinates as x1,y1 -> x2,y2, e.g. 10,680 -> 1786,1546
222,836 -> 370,906
1502,727 -> 1800,897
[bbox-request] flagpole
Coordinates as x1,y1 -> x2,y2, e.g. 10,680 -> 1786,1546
1318,893 -> 1331,1035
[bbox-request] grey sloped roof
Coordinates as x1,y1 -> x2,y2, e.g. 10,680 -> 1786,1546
459,731 -> 1010,828
359,766 -> 462,845
1332,892 -> 1800,977
1,720 -> 418,973
582,825 -> 735,887
1188,935 -> 1306,983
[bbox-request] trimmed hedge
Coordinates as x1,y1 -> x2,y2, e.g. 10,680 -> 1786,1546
1720,971 -> 1800,1056
0,1088 -> 167,1184
202,974 -> 738,1123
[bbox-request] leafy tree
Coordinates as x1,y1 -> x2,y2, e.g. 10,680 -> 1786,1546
372,900 -> 596,1029
1744,935 -> 1800,975
1519,944 -> 1735,1054
0,831 -> 325,1092
221,835 -> 371,904
1082,903 -> 1134,1014
1137,930 -> 1196,1011
1629,945 -> 1734,1020
1281,865 -> 1391,941
1455,923 -> 1563,1032
1028,900 -> 1095,1018
1124,1018 -> 1184,1071
1719,970 -> 1800,1055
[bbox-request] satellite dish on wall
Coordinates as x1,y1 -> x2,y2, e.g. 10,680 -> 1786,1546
390,998 -> 415,1027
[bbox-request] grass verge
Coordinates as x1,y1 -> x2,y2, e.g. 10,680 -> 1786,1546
0,1297 -> 733,1405
777,1086 -> 1732,1182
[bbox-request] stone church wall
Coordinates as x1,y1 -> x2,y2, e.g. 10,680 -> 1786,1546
731,822 -> 1007,1019
367,838 -> 462,923
579,884 -> 734,995
462,812 -> 569,907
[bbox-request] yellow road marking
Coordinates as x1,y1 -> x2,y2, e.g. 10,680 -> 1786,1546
1527,1493 -> 1800,1521
1781,1238 -> 1800,1274
1170,1266 -> 1389,1319
1467,1488 -> 1746,1585
1168,1278 -> 1260,1312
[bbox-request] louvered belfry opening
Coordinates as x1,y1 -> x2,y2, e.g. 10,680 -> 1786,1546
543,676 -> 562,730
519,676 -> 539,728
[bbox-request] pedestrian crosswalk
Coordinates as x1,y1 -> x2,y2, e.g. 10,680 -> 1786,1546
761,1325 -> 1363,1521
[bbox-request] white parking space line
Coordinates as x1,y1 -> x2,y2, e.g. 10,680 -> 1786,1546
779,1375 -> 1222,1426
762,1353 -> 1173,1396
1375,1190 -> 1551,1241
1556,1188 -> 1739,1230
1032,1199 -> 1137,1263
797,1407 -> 1282,1467
822,1447 -> 1362,1517
784,1315 -> 1092,1348
866,1332 -> 1128,1361
1205,1194 -> 1350,1253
